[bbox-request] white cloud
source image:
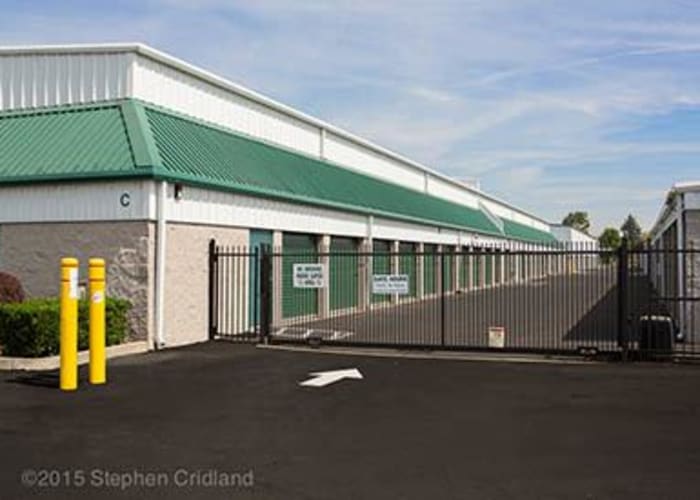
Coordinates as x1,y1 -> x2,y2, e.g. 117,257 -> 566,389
405,86 -> 459,104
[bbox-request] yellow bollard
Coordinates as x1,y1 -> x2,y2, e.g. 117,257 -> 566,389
59,258 -> 79,391
89,258 -> 106,385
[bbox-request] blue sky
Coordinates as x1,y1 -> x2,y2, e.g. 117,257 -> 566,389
2,0 -> 699,233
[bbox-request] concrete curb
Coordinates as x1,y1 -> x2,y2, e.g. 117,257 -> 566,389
257,343 -> 599,366
0,341 -> 150,371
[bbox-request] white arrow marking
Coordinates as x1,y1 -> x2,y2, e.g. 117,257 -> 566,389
299,368 -> 363,387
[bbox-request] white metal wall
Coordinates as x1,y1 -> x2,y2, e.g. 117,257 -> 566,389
425,176 -> 479,208
551,225 -> 598,244
323,131 -> 427,192
0,53 -> 131,110
165,185 -> 369,238
372,217 -> 507,248
685,192 -> 700,210
372,217 -> 459,245
132,56 -> 322,158
166,185 -> 517,247
481,198 -> 550,232
0,180 -> 151,223
0,177 -> 537,257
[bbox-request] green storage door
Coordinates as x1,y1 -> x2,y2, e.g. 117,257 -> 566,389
330,237 -> 358,311
249,229 -> 273,328
424,244 -> 437,295
494,250 -> 502,285
484,251 -> 493,286
372,240 -> 392,304
472,247 -> 481,287
282,233 -> 318,318
460,247 -> 469,289
399,242 -> 417,297
443,247 -> 453,292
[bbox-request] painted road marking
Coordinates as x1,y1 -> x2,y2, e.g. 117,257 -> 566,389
299,368 -> 363,387
273,328 -> 355,341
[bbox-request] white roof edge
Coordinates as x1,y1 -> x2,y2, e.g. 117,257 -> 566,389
649,185 -> 676,237
0,42 -> 144,55
649,202 -> 675,238
672,180 -> 700,192
649,182 -> 695,237
0,42 -> 550,226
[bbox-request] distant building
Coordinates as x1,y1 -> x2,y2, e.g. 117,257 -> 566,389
648,182 -> 700,338
551,224 -> 599,273
551,224 -> 598,246
649,181 -> 700,250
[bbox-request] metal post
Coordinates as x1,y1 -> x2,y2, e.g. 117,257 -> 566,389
440,252 -> 446,348
59,257 -> 79,391
208,239 -> 217,341
260,245 -> 272,343
88,258 -> 106,385
252,246 -> 259,334
617,238 -> 629,361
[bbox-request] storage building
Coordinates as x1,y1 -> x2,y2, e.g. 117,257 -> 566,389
648,182 -> 700,339
0,43 -> 558,348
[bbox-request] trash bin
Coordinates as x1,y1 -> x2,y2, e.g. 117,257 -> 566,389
638,315 -> 674,356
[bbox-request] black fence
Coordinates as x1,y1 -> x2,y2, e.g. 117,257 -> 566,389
209,240 -> 700,360
208,243 -> 261,341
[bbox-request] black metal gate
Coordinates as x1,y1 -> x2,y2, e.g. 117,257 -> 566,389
208,239 -> 700,360
208,241 -> 262,342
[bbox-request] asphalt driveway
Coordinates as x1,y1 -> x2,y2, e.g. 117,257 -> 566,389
1,342 -> 699,499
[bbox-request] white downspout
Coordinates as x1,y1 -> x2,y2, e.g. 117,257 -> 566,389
155,180 -> 168,348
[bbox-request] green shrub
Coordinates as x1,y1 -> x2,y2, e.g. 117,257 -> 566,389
0,298 -> 131,357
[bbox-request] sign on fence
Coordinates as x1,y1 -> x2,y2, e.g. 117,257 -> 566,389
293,263 -> 326,288
372,274 -> 409,295
488,326 -> 506,348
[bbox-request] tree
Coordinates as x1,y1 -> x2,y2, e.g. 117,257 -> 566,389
620,214 -> 643,248
598,227 -> 622,264
598,227 -> 621,250
562,211 -> 591,235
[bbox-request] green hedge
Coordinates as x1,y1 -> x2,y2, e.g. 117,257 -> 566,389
0,298 -> 131,357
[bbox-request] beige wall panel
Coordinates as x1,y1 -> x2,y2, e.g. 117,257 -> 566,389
163,223 -> 249,347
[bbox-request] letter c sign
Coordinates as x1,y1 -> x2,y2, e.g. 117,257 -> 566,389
120,192 -> 131,208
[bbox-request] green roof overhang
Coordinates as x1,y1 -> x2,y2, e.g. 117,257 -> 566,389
0,99 -> 556,244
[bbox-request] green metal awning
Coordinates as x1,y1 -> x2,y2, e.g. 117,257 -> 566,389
502,219 -> 557,243
0,99 -> 556,243
0,103 -> 137,182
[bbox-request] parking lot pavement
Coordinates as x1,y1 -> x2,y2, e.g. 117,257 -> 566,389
2,342 -> 700,499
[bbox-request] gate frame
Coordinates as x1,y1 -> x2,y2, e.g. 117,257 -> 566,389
210,238 -> 700,361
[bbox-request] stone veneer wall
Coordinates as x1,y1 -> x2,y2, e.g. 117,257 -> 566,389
163,223 -> 249,347
0,221 -> 154,343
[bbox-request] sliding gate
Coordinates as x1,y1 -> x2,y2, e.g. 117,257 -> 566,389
209,239 -> 700,360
